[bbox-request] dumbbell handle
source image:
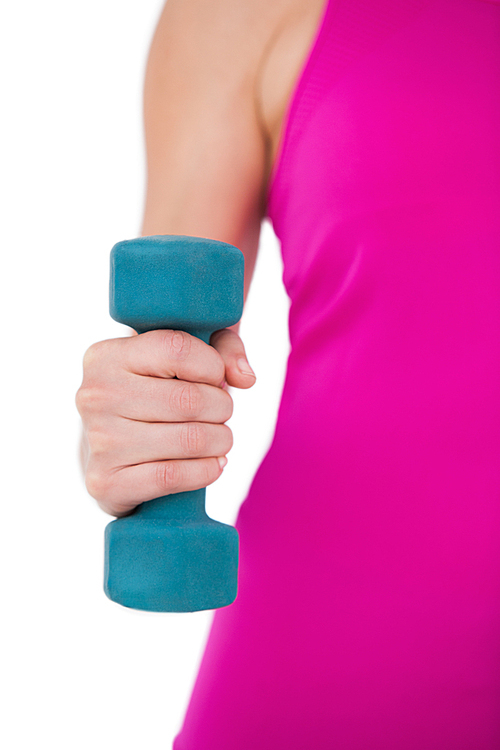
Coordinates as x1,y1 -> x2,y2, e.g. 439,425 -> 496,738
128,324 -> 216,524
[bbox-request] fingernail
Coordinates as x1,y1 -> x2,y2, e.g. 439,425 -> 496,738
237,358 -> 255,377
218,456 -> 228,470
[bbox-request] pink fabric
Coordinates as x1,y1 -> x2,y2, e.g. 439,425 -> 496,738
174,1 -> 500,746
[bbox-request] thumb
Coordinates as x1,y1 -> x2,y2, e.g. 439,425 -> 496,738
210,328 -> 256,389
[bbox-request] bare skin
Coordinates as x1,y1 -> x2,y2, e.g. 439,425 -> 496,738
76,0 -> 326,517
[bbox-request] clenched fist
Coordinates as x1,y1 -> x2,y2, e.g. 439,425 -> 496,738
76,328 -> 255,518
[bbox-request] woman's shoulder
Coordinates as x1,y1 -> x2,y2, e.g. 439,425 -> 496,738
156,0 -> 324,89
142,0 -> 326,233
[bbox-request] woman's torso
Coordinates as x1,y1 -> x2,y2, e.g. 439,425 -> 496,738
175,1 -> 500,747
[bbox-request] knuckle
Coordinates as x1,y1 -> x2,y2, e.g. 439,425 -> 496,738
75,385 -> 91,415
75,385 -> 112,421
155,461 -> 182,494
82,339 -> 109,371
160,330 -> 192,362
173,382 -> 201,418
75,386 -> 96,417
85,468 -> 110,503
180,422 -> 204,456
82,342 -> 99,371
84,462 -> 129,516
75,384 -> 111,417
86,427 -> 114,458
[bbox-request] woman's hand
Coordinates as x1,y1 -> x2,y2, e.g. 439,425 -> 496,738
76,328 -> 255,517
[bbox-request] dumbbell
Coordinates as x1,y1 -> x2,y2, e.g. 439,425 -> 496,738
103,235 -> 244,612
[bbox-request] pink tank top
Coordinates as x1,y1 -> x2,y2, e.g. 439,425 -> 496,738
175,1 -> 500,747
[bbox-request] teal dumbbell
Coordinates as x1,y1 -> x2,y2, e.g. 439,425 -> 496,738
103,235 -> 244,612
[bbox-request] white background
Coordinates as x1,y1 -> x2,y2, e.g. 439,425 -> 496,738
1,1 -> 290,747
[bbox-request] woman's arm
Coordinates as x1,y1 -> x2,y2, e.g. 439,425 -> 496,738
77,0 -> 279,516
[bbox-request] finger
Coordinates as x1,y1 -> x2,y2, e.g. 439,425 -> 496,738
210,328 -> 256,389
119,329 -> 226,386
113,375 -> 233,423
90,457 -> 227,517
92,420 -> 233,465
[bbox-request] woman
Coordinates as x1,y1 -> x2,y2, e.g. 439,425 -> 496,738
77,0 -> 500,747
